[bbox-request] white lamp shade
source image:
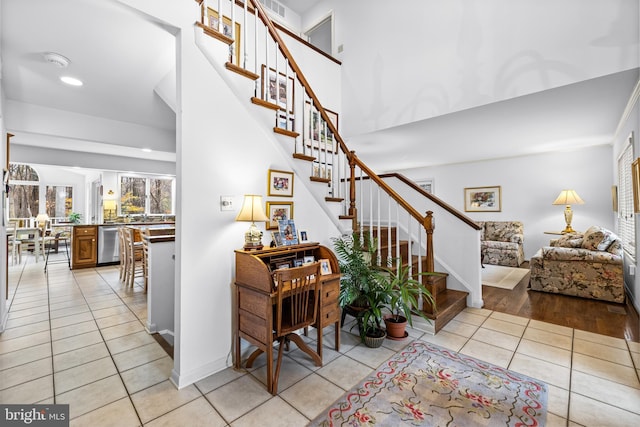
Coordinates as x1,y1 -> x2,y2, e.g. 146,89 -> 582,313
36,213 -> 50,223
103,200 -> 117,210
236,195 -> 269,222
552,190 -> 584,206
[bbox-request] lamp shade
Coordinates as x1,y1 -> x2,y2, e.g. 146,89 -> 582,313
103,200 -> 117,210
36,213 -> 50,223
236,195 -> 269,222
552,190 -> 584,206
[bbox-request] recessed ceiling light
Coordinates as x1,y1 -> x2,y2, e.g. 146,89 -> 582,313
60,76 -> 83,86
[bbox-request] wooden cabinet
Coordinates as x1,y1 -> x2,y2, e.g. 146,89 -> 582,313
234,243 -> 341,368
71,225 -> 97,269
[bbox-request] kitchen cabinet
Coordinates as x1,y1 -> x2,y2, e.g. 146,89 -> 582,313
71,225 -> 97,269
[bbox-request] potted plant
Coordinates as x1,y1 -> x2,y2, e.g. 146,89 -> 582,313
332,232 -> 380,310
68,212 -> 81,224
358,280 -> 389,347
380,262 -> 435,340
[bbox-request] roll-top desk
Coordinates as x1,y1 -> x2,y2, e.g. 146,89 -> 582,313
234,243 -> 341,377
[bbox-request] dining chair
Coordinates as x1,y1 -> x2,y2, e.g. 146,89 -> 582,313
246,262 -> 322,395
123,227 -> 144,288
7,221 -> 22,265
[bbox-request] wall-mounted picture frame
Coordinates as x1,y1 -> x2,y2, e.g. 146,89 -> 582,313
416,179 -> 434,195
299,230 -> 309,243
611,185 -> 618,212
319,258 -> 332,275
266,201 -> 293,230
304,102 -> 338,153
261,65 -> 294,113
267,169 -> 294,197
312,162 -> 332,181
632,158 -> 640,213
277,112 -> 294,131
278,219 -> 298,246
464,186 -> 502,212
206,8 -> 241,66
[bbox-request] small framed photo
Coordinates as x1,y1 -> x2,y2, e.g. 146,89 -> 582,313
262,65 -> 294,113
299,230 -> 309,243
268,169 -> 294,197
464,186 -> 502,212
294,259 -> 303,267
266,201 -> 293,230
303,255 -> 315,264
271,231 -> 283,247
319,258 -> 332,275
275,261 -> 291,270
206,8 -> 241,65
278,219 -> 299,246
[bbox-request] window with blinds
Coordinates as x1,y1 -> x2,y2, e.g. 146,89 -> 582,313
617,134 -> 635,260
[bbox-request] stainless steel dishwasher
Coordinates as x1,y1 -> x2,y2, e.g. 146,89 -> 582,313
98,225 -> 120,264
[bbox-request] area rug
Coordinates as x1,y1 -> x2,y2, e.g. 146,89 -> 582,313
310,341 -> 547,426
482,264 -> 530,290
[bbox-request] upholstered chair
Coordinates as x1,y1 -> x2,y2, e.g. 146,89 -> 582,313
478,221 -> 525,267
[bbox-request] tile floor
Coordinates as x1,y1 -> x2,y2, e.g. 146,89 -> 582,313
1,253 -> 640,426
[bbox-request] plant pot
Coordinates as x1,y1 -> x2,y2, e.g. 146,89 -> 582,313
363,328 -> 386,348
384,315 -> 408,340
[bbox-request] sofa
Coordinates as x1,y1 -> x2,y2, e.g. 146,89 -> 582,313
478,221 -> 525,267
529,226 -> 624,303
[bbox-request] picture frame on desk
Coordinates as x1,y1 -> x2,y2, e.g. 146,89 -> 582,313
278,219 -> 298,246
303,255 -> 315,264
319,258 -> 332,275
299,230 -> 309,243
271,231 -> 283,247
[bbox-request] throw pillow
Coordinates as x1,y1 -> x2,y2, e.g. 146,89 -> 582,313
582,226 -> 617,251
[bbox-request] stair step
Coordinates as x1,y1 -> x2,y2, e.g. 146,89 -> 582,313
251,96 -> 280,110
372,240 -> 409,263
225,62 -> 259,80
310,176 -> 330,184
274,127 -> 299,138
197,21 -> 233,45
293,153 -> 316,162
338,215 -> 355,220
362,226 -> 398,241
422,289 -> 468,333
325,197 -> 344,202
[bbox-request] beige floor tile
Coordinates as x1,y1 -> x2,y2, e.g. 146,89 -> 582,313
196,367 -> 247,395
100,320 -> 145,341
516,338 -> 572,368
453,310 -> 488,326
205,375 -> 273,422
112,342 -> 169,372
57,374 -> 128,420
481,317 -> 526,337
146,396 -> 226,427
572,353 -> 640,388
471,327 -> 521,351
0,357 -> 53,390
523,327 -> 572,350
462,307 -> 493,317
120,356 -> 173,394
91,304 -> 132,319
489,311 -> 529,325
343,343 -> 396,370
131,380 -> 201,424
316,354 -> 372,390
106,330 -> 157,355
8,298 -> 49,311
527,319 -> 573,336
321,330 -> 362,354
95,311 -> 138,329
569,392 -> 640,426
231,396 -> 308,427
7,304 -> 49,319
250,354 -> 313,393
547,384 -> 569,420
574,329 -> 628,350
51,320 -> 98,341
52,330 -> 104,355
69,397 -> 140,427
441,319 -> 479,337
53,342 -> 110,372
545,412 -> 568,427
49,311 -> 94,329
0,331 -> 51,354
50,304 -> 90,319
571,370 -> 640,414
49,298 -> 87,312
380,335 -> 415,352
287,343 -> 342,370
628,340 -> 640,353
459,339 -> 514,368
419,330 -> 469,352
0,320 -> 51,341
54,356 -> 118,394
279,373 -> 345,420
88,298 -> 127,311
0,375 -> 54,404
573,338 -> 634,367
509,353 -> 570,389
0,342 -> 51,371
5,311 -> 50,329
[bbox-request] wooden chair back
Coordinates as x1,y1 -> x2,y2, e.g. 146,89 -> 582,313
273,262 -> 321,337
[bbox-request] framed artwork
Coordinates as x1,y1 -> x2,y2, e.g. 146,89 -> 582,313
299,230 -> 309,243
266,201 -> 293,230
611,185 -> 618,212
261,65 -> 294,113
464,186 -> 502,212
277,112 -> 294,131
268,169 -> 293,197
278,219 -> 299,246
312,162 -> 332,181
416,179 -> 434,194
319,258 -> 332,275
633,158 -> 640,213
294,258 -> 303,267
206,8 -> 241,66
271,231 -> 283,247
304,102 -> 337,153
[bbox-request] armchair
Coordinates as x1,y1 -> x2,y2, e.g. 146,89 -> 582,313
478,221 -> 525,267
529,226 -> 624,303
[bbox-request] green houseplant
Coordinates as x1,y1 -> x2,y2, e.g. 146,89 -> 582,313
68,212 -> 81,224
332,232 -> 380,309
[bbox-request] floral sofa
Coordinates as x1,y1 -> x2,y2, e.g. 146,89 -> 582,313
478,221 -> 525,267
529,226 -> 624,303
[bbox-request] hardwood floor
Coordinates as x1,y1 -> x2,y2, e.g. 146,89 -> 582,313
482,264 -> 640,342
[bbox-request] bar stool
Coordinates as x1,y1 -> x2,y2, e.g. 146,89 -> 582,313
123,227 -> 144,288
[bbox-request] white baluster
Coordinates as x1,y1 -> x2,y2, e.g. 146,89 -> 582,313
217,0 -> 222,32
243,0 -> 247,69
202,0 -> 208,25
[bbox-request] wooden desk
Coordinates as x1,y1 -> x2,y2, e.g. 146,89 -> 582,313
234,243 -> 340,392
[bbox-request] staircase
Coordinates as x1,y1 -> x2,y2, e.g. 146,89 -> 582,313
193,0 -> 480,332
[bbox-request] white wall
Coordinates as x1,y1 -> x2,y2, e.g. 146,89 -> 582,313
398,145 -> 615,261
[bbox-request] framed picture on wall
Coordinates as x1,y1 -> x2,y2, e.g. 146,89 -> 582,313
267,169 -> 294,197
266,201 -> 293,230
416,179 -> 434,194
206,8 -> 241,66
261,65 -> 294,113
464,186 -> 502,212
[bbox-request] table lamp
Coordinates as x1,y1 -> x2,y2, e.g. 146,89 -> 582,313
236,195 -> 269,250
36,213 -> 50,230
552,190 -> 584,233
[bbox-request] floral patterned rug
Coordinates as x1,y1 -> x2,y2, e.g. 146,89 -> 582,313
310,341 -> 547,426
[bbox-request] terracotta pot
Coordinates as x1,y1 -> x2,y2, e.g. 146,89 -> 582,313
384,315 -> 408,339
364,328 -> 386,348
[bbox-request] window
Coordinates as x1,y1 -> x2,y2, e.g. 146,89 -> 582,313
46,185 -> 73,218
617,134 -> 635,260
120,174 -> 174,216
8,164 -> 40,218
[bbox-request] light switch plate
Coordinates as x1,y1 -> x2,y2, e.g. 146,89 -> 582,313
220,196 -> 234,211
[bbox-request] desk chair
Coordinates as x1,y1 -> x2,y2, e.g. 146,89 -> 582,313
246,262 -> 322,395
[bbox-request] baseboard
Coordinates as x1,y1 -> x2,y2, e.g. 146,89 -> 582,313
170,356 -> 230,389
